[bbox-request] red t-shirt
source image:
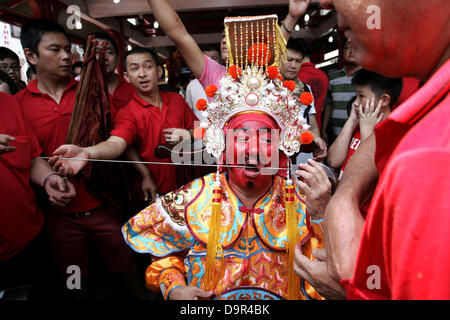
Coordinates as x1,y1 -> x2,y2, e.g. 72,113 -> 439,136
0,93 -> 44,260
342,59 -> 450,299
110,76 -> 136,110
110,91 -> 198,194
298,62 -> 329,131
15,78 -> 102,214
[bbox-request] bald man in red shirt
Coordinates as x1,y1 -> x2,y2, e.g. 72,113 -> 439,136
293,0 -> 450,300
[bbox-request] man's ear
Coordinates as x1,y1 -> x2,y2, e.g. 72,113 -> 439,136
157,65 -> 163,80
23,48 -> 38,70
123,71 -> 131,83
379,93 -> 391,109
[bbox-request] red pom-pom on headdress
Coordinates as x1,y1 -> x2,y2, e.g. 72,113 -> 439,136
300,131 -> 314,144
266,66 -> 279,80
205,85 -> 218,98
196,98 -> 207,111
247,42 -> 272,67
228,65 -> 242,80
300,92 -> 313,105
283,80 -> 296,92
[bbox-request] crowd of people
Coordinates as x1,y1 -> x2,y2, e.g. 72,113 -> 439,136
0,0 -> 448,301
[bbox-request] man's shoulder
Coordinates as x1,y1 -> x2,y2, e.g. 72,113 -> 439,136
328,68 -> 345,79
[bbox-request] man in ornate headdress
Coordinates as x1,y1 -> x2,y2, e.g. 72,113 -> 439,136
120,15 -> 330,300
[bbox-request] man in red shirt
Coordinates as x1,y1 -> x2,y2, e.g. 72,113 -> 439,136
86,31 -> 135,110
16,19 -> 142,299
295,38 -> 329,132
294,0 -> 450,299
0,92 -> 76,292
50,47 -> 198,200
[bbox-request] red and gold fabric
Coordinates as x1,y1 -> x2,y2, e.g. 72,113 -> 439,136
122,173 -> 324,300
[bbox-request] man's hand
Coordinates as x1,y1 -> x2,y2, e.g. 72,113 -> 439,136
49,144 -> 89,176
141,175 -> 159,202
169,286 -> 214,300
44,174 -> 77,207
288,0 -> 312,19
313,136 -> 328,161
295,159 -> 331,220
163,128 -> 191,147
358,97 -> 383,140
0,134 -> 16,155
294,246 -> 346,300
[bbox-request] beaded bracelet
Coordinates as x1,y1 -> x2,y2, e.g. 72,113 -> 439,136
43,172 -> 59,189
282,21 -> 293,33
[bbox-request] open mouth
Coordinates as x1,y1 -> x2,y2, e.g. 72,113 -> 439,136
245,164 -> 260,172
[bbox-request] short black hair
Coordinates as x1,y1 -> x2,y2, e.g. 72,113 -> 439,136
286,38 -> 311,58
20,19 -> 71,73
20,19 -> 71,56
86,31 -> 119,55
352,69 -> 403,107
199,44 -> 220,53
72,61 -> 83,70
0,47 -> 20,64
123,46 -> 160,71
0,70 -> 19,94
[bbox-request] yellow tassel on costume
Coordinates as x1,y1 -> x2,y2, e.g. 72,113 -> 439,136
203,173 -> 223,292
285,183 -> 301,300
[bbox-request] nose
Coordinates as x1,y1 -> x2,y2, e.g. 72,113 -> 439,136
137,66 -> 145,78
61,49 -> 71,61
247,134 -> 259,164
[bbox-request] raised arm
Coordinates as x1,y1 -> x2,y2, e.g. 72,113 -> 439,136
324,133 -> 378,281
327,101 -> 358,168
281,0 -> 312,39
147,0 -> 204,79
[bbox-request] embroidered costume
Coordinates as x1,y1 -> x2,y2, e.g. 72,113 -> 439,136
123,173 -> 324,300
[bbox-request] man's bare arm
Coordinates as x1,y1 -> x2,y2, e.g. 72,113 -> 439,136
324,133 -> 378,281
147,0 -> 204,79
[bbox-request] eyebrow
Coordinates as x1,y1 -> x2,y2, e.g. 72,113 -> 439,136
234,127 -> 273,132
129,60 -> 154,65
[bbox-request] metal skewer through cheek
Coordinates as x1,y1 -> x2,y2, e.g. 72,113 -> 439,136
39,156 -> 292,171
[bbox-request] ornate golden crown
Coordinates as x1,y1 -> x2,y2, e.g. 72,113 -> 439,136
195,15 -> 313,158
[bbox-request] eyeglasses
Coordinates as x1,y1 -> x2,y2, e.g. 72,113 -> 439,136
0,64 -> 20,72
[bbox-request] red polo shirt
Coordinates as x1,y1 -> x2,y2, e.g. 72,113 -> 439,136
110,76 -> 136,110
15,78 -> 102,214
110,91 -> 198,194
0,93 -> 44,260
342,59 -> 450,299
298,62 -> 329,130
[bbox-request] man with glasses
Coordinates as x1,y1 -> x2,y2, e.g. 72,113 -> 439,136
0,47 -> 26,90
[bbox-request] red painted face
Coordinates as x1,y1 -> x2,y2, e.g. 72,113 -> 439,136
224,114 -> 280,191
